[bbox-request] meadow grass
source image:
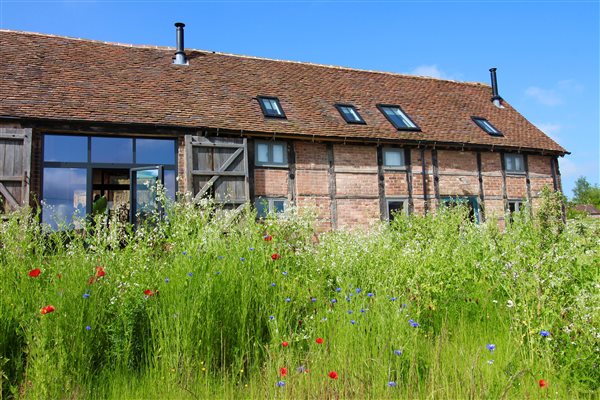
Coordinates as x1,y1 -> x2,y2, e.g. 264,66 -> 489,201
0,191 -> 598,399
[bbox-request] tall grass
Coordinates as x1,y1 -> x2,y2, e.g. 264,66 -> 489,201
0,191 -> 598,399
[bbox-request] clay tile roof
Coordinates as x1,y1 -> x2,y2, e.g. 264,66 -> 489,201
0,29 -> 567,154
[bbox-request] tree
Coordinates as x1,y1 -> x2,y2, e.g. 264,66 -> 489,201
571,176 -> 600,208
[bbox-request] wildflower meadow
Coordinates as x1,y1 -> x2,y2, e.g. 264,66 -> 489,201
0,190 -> 598,399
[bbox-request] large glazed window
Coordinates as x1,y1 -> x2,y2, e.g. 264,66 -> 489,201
43,135 -> 88,162
136,139 -> 176,165
42,168 -> 87,229
42,134 -> 178,228
91,137 -> 133,163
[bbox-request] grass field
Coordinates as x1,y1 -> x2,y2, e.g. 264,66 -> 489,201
0,191 -> 598,399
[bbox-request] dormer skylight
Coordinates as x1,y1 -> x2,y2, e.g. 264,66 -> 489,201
335,104 -> 366,124
258,96 -> 286,118
377,104 -> 420,131
472,116 -> 502,136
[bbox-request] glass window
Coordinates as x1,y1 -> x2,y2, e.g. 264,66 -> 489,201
335,104 -> 365,124
136,139 -> 175,165
255,141 -> 288,166
257,143 -> 269,163
472,117 -> 502,136
504,154 -> 525,173
44,135 -> 88,163
377,105 -> 419,130
164,169 -> 176,200
383,148 -> 405,168
387,200 -> 406,221
257,96 -> 286,118
42,168 -> 87,229
441,196 -> 480,223
91,137 -> 133,163
254,197 -> 287,218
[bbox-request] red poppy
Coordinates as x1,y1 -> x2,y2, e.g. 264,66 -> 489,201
144,289 -> 155,296
328,371 -> 338,380
316,337 -> 324,344
264,235 -> 273,241
281,341 -> 289,347
279,367 -> 288,377
88,276 -> 95,285
95,266 -> 105,277
40,305 -> 55,315
28,268 -> 41,277
271,253 -> 281,260
539,379 -> 547,388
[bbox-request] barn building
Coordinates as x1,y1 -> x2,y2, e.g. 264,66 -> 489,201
0,25 -> 568,230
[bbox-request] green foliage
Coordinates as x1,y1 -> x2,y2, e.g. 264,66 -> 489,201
572,176 -> 600,208
0,197 -> 598,399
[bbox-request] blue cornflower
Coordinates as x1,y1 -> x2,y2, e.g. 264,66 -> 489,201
367,292 -> 374,297
85,325 -> 92,331
187,272 -> 193,277
347,310 -> 353,314
215,271 -> 221,275
249,247 -> 255,251
486,344 -> 496,352
164,278 -> 170,283
311,297 -> 317,303
540,330 -> 550,337
82,293 -> 90,299
360,308 -> 367,313
296,365 -> 306,373
345,296 -> 352,302
409,319 -> 419,328
217,256 -> 224,260
350,319 -> 356,325
331,298 -> 337,304
240,257 -> 245,261
285,298 -> 291,303
269,315 -> 275,320
335,287 -> 342,292
282,271 -> 288,276
401,303 -> 407,308
182,251 -> 187,255
388,381 -> 397,387
356,288 -> 362,294
390,297 -> 397,301
276,381 -> 285,387
271,283 -> 276,287
394,349 -> 402,356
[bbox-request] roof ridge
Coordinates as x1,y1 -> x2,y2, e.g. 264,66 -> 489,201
0,28 -> 489,88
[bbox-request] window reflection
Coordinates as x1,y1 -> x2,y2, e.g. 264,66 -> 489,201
136,139 -> 175,165
91,137 -> 133,163
42,168 -> 87,229
164,169 -> 176,200
44,135 -> 88,162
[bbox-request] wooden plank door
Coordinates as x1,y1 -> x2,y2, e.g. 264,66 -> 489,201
0,128 -> 32,212
186,136 -> 249,210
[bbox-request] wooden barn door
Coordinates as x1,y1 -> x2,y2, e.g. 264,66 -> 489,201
185,136 -> 249,210
0,128 -> 32,212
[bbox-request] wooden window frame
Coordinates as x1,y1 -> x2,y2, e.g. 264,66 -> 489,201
254,140 -> 288,167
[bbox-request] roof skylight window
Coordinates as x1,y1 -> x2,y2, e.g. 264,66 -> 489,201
335,104 -> 366,124
472,116 -> 502,136
377,104 -> 419,131
257,96 -> 286,118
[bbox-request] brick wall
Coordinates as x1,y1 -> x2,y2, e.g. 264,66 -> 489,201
294,142 -> 332,229
21,128 -> 563,230
254,169 -> 288,197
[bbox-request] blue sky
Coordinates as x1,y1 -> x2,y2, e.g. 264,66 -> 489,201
1,0 -> 598,197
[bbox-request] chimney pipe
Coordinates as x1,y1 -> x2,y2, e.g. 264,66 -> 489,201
173,22 -> 187,65
489,68 -> 503,108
